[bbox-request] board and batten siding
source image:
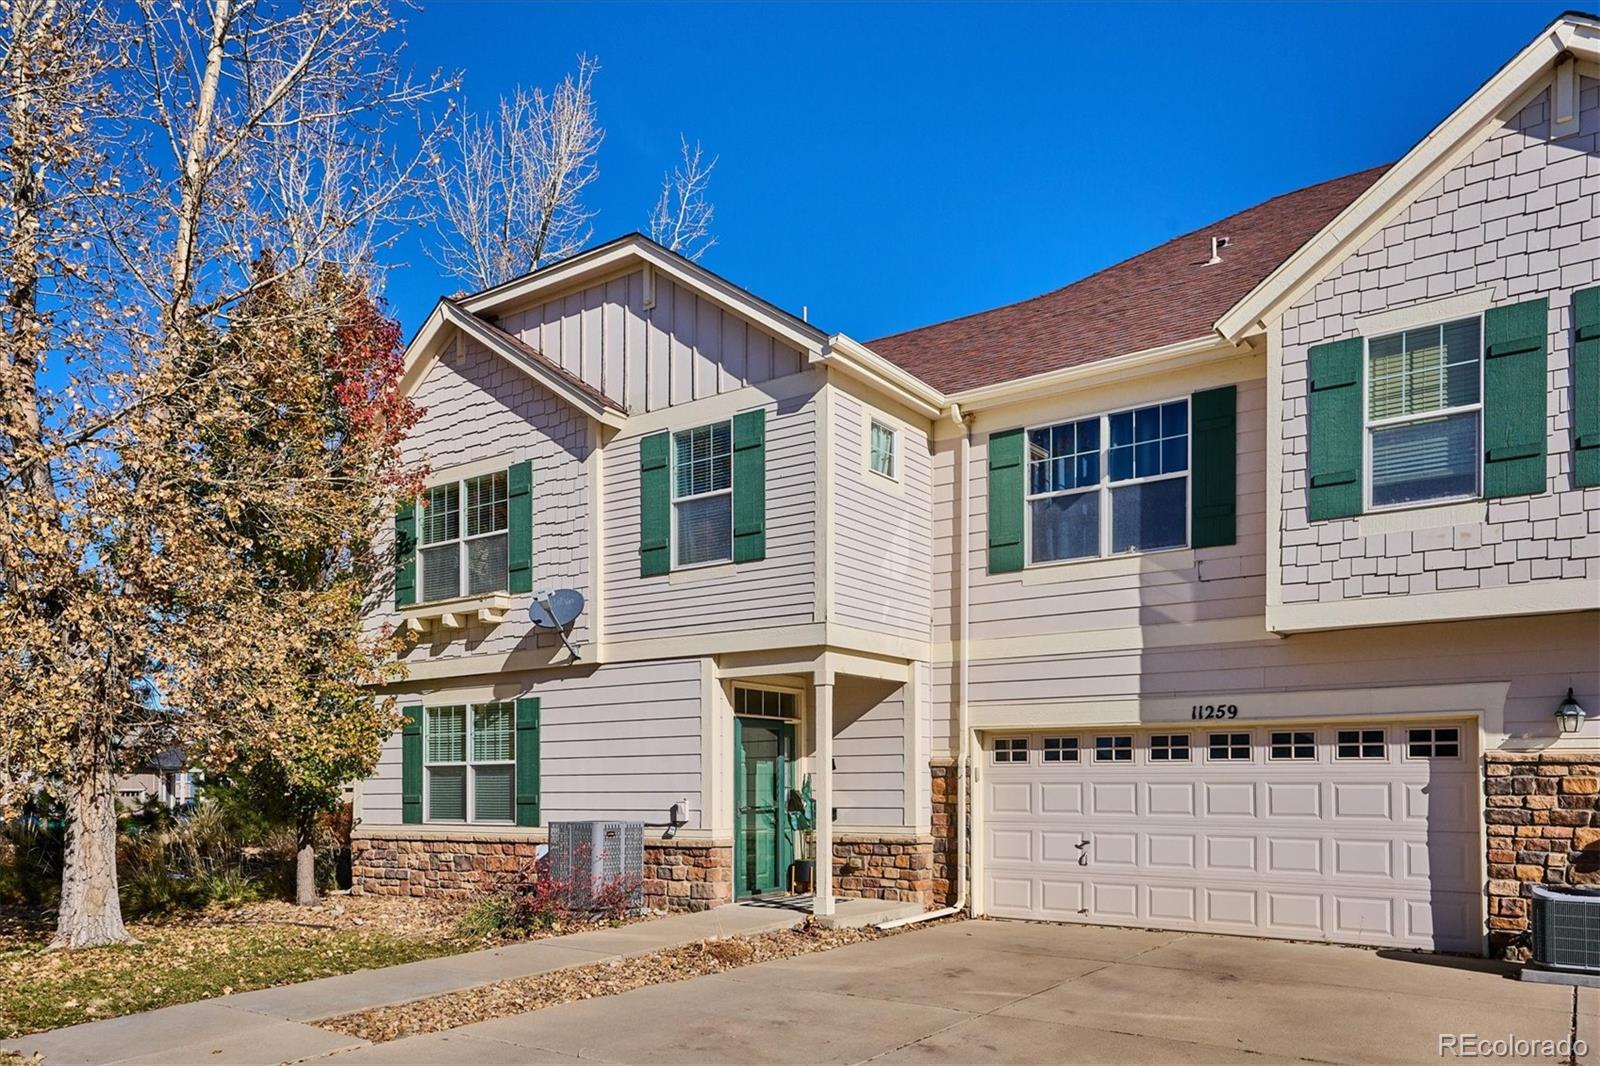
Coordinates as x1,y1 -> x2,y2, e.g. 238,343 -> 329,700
924,613 -> 1598,755
830,390 -> 934,642
368,340 -> 593,658
495,270 -> 806,414
1277,78 -> 1600,606
929,377 -> 1269,647
602,379 -> 820,642
361,658 -> 704,828
832,679 -> 909,827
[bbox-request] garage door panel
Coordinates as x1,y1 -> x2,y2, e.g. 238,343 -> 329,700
981,720 -> 1479,953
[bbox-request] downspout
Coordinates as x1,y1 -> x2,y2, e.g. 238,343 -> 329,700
879,403 -> 972,930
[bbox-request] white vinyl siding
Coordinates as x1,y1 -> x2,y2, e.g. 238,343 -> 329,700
1365,317 -> 1482,510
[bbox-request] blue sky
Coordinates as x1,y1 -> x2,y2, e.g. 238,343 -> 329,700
386,1 -> 1560,341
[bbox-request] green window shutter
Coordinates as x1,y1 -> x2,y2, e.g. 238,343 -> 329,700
1306,338 -> 1364,521
1483,297 -> 1549,499
1571,287 -> 1600,488
515,697 -> 541,827
507,460 -> 533,593
394,501 -> 417,607
987,427 -> 1024,573
1190,385 -> 1237,548
732,409 -> 767,563
639,432 -> 671,577
401,707 -> 423,825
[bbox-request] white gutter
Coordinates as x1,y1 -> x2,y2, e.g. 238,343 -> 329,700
821,333 -> 948,419
947,334 -> 1238,412
880,402 -> 972,931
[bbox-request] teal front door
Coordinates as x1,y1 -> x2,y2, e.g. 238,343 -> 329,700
734,717 -> 792,897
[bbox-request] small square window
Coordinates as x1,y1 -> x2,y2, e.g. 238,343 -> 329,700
993,737 -> 1028,764
1094,735 -> 1132,762
1150,734 -> 1190,761
1336,728 -> 1386,759
1269,731 -> 1316,760
869,419 -> 898,480
1208,732 -> 1250,761
1407,727 -> 1461,758
1043,737 -> 1079,763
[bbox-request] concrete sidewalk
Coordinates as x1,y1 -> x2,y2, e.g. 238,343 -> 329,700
3,897 -> 913,1066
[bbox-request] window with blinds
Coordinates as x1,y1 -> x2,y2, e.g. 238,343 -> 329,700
418,472 -> 510,601
672,421 -> 733,567
424,702 -> 515,823
1366,318 -> 1482,508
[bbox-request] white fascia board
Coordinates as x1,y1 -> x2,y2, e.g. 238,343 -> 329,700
820,333 -> 947,418
460,237 -> 831,358
947,334 -> 1243,412
398,300 -> 451,395
1216,14 -> 1600,342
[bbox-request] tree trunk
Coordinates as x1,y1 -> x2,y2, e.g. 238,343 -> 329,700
295,807 -> 318,906
51,730 -> 132,950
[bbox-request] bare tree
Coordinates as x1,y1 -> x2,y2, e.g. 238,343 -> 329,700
427,56 -> 602,291
648,135 -> 717,262
0,0 -> 449,949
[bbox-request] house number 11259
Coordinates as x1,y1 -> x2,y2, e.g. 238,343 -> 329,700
1190,704 -> 1239,720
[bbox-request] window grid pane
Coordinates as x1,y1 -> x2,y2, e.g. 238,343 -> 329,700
1029,418 -> 1100,495
471,702 -> 514,762
1150,734 -> 1190,761
465,472 -> 509,537
1109,401 -> 1187,482
1209,733 -> 1250,760
1042,737 -> 1079,763
1407,727 -> 1461,758
674,423 -> 732,498
994,738 -> 1028,763
1336,728 -> 1385,759
426,706 -> 466,763
1094,735 -> 1132,762
1269,731 -> 1315,760
870,421 -> 896,478
420,483 -> 459,545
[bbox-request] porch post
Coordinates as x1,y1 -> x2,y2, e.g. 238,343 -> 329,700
813,678 -> 835,918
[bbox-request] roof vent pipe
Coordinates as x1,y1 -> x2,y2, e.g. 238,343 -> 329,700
1208,236 -> 1230,265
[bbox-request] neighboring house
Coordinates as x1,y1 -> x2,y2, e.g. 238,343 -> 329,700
353,14 -> 1600,960
114,747 -> 194,810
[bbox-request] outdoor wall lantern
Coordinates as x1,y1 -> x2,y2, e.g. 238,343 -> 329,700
1555,688 -> 1586,734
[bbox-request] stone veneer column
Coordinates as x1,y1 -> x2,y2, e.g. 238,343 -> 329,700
1485,751 -> 1599,960
831,835 -> 934,907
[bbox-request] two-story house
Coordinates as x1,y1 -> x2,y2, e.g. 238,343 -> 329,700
353,13 -> 1600,960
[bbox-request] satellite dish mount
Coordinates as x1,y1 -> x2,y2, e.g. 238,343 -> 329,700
529,588 -> 585,660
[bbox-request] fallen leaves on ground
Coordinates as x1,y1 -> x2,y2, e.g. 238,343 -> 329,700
319,921 -> 914,1044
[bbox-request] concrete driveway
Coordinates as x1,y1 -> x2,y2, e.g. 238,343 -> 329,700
324,919 -> 1596,1065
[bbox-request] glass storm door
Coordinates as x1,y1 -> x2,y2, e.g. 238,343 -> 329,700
734,717 -> 792,897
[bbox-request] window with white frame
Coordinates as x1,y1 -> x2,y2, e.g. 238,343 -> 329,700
1094,735 -> 1133,762
1150,734 -> 1190,761
1366,317 -> 1482,508
869,419 -> 898,480
673,421 -> 733,567
993,737 -> 1028,763
1208,732 -> 1250,761
1269,730 -> 1316,761
425,702 -> 515,823
418,472 -> 510,603
1042,736 -> 1079,763
1407,726 -> 1461,758
1027,400 -> 1189,563
1336,728 -> 1385,759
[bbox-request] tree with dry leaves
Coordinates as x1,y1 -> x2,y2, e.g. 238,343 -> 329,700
0,0 -> 448,948
648,135 -> 718,262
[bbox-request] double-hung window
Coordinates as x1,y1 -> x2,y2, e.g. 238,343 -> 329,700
869,419 -> 898,480
1027,400 -> 1189,563
424,702 -> 515,823
1366,317 -> 1482,508
418,472 -> 510,602
673,421 -> 733,567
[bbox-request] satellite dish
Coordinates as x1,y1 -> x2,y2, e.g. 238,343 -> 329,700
530,588 -> 585,659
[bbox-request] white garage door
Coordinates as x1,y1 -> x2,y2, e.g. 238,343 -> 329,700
982,722 -> 1481,953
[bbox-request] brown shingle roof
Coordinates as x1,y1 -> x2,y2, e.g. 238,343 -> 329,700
868,165 -> 1391,393
442,297 -> 627,414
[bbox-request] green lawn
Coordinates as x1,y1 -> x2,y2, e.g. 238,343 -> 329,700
0,907 -> 468,1038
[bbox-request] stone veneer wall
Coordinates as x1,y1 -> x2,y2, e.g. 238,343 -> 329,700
930,761 -> 963,908
831,835 -> 933,907
351,833 -> 733,913
1486,751 -> 1600,959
